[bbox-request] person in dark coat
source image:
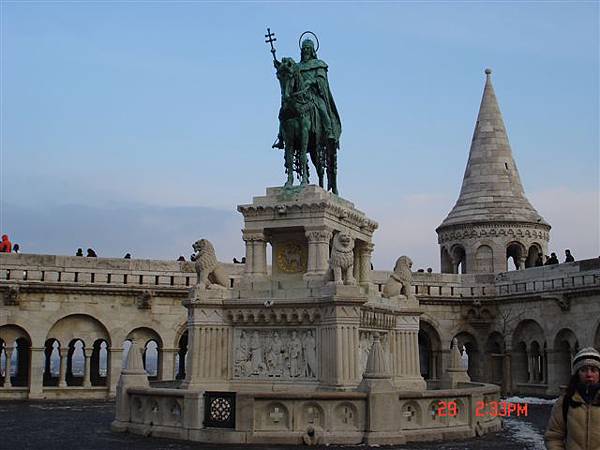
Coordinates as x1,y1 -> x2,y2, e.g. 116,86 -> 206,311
545,252 -> 559,265
76,248 -> 84,256
12,244 -> 20,254
565,249 -> 575,263
124,253 -> 131,259
86,248 -> 97,257
535,253 -> 544,267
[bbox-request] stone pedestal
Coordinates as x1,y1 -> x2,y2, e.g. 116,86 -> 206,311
181,289 -> 231,390
238,186 -> 378,283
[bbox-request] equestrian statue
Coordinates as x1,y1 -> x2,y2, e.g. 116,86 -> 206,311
265,29 -> 342,195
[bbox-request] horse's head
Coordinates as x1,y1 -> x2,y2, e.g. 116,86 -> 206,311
277,57 -> 302,100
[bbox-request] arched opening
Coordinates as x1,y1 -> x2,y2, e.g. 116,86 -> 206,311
124,327 -> 164,380
452,331 -> 480,380
419,321 -> 442,381
451,245 -> 466,274
512,319 -> 547,385
0,325 -> 32,388
46,314 -> 111,388
43,339 -> 61,386
506,242 -> 526,271
475,245 -> 494,273
553,328 -> 578,387
175,330 -> 188,380
513,341 -> 529,383
530,341 -> 543,383
143,341 -> 159,379
526,244 -> 542,268
66,339 -> 85,386
90,339 -> 108,386
485,332 -> 504,385
440,247 -> 454,274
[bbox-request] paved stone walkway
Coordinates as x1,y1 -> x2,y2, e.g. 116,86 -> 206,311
0,400 -> 552,449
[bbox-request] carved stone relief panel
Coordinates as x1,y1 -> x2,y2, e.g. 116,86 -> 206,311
233,328 -> 318,380
358,330 -> 391,375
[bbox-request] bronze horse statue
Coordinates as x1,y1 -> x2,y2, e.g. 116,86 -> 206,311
275,57 -> 329,190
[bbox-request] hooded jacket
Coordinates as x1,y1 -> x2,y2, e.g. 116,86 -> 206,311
545,385 -> 600,450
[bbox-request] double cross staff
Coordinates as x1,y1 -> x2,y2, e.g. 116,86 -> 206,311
265,27 -> 278,62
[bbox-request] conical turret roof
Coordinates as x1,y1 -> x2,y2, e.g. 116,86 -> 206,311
438,69 -> 548,229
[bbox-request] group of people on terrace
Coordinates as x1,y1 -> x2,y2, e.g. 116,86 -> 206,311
536,249 -> 575,267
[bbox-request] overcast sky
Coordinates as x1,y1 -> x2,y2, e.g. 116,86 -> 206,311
1,2 -> 598,270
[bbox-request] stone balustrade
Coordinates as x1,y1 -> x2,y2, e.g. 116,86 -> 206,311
117,382 -> 500,444
0,253 -> 244,289
2,253 -> 596,301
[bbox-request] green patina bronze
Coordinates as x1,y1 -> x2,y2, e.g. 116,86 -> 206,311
265,29 -> 341,195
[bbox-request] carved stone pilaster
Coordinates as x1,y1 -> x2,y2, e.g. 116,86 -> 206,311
304,227 -> 332,279
359,242 -> 375,285
242,230 -> 267,278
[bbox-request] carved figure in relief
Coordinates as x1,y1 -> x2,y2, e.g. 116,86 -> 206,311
249,331 -> 265,375
288,331 -> 303,377
235,330 -> 251,377
191,239 -> 228,290
329,232 -> 355,285
303,330 -> 317,377
266,332 -> 285,376
382,255 -> 413,299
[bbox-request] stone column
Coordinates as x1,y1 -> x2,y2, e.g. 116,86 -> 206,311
107,347 -> 123,396
304,227 -> 332,279
359,242 -> 375,285
253,234 -> 268,277
160,348 -> 177,380
527,350 -> 533,383
58,348 -> 68,388
392,316 -> 426,391
242,230 -> 267,278
3,347 -> 13,388
83,347 -> 93,387
29,347 -> 45,398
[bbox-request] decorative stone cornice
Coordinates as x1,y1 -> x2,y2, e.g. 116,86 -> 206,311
437,221 -> 550,244
225,306 -> 321,325
238,202 -> 378,234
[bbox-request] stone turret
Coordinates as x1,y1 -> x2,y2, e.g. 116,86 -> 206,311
437,69 -> 550,274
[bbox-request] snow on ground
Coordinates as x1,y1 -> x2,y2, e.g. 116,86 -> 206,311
503,416 -> 547,450
503,396 -> 557,405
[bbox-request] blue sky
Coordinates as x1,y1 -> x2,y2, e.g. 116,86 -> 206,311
1,1 -> 598,270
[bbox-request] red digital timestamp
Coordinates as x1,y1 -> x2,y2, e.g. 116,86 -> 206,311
437,401 -> 528,417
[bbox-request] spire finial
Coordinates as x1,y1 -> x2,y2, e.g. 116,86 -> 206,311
485,68 -> 492,79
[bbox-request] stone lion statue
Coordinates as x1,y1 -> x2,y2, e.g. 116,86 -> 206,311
191,239 -> 228,289
382,256 -> 413,299
329,232 -> 355,285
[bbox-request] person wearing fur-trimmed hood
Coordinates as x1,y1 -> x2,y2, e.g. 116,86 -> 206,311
545,347 -> 600,450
